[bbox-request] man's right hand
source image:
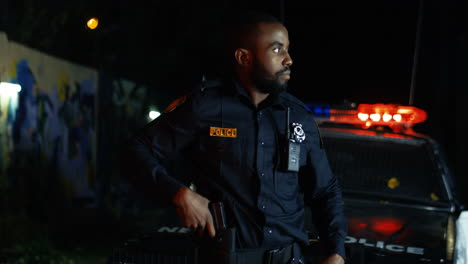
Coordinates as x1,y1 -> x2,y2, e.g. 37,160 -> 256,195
172,187 -> 216,238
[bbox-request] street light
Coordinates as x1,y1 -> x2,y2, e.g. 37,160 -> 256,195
87,18 -> 99,30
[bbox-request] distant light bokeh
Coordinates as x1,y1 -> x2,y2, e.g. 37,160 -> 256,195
87,18 -> 99,30
149,110 -> 161,120
0,82 -> 22,96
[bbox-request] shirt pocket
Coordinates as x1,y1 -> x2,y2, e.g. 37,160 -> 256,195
275,171 -> 299,200
201,135 -> 243,167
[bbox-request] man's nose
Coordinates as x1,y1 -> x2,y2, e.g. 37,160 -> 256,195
284,52 -> 293,67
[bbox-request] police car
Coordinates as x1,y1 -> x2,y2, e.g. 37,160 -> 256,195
303,103 -> 467,264
110,103 -> 467,264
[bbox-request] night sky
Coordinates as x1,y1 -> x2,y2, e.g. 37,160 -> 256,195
1,0 -> 467,202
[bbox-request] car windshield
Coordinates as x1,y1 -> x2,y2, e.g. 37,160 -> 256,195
322,133 -> 449,203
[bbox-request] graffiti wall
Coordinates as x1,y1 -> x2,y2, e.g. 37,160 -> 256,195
0,32 -> 98,203
96,74 -> 152,216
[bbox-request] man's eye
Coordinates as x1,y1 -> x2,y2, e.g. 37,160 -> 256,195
273,47 -> 281,54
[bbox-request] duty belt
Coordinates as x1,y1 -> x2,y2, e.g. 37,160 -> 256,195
235,244 -> 300,264
264,244 -> 293,264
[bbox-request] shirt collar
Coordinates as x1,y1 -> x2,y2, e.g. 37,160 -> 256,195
230,78 -> 287,110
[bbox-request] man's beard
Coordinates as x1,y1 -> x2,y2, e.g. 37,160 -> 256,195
251,62 -> 290,95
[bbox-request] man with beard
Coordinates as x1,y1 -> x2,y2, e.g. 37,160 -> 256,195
124,11 -> 346,264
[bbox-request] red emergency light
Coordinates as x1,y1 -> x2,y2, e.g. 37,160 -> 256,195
324,104 -> 427,132
349,217 -> 405,236
357,104 -> 427,126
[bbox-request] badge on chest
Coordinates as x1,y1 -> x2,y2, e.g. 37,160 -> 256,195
283,123 -> 305,172
281,108 -> 306,172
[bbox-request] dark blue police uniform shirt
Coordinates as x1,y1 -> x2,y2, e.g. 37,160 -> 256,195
126,78 -> 347,259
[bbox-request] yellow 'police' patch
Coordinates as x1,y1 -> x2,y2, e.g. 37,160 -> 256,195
209,127 -> 237,138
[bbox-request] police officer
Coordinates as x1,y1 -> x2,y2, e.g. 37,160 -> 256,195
125,11 -> 346,264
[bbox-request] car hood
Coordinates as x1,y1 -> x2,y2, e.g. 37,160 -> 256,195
345,198 -> 452,263
305,198 -> 454,264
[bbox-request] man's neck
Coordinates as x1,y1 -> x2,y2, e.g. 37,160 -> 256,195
247,88 -> 269,107
238,76 -> 269,107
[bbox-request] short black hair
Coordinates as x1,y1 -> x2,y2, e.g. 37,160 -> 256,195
205,10 -> 282,78
226,10 -> 282,52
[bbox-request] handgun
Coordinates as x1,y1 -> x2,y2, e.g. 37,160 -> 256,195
209,202 -> 227,233
208,202 -> 235,253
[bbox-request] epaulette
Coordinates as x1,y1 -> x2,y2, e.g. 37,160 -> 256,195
200,79 -> 222,92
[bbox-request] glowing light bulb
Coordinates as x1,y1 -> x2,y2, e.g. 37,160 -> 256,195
149,111 -> 161,120
382,113 -> 392,122
87,18 -> 99,30
370,113 -> 381,122
358,113 -> 369,121
393,114 -> 402,122
0,82 -> 21,96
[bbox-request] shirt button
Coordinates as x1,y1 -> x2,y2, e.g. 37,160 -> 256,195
261,141 -> 265,145
260,172 -> 265,177
267,229 -> 273,234
261,204 -> 266,209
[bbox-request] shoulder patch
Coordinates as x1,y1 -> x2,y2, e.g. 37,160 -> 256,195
164,95 -> 187,113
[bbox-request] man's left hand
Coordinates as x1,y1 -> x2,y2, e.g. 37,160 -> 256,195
320,253 -> 344,264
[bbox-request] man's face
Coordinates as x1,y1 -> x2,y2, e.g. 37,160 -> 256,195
250,23 -> 293,94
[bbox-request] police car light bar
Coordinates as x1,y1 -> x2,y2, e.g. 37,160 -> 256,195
308,103 -> 427,130
357,104 -> 427,128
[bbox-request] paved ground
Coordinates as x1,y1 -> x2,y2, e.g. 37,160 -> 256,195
1,207 -> 176,264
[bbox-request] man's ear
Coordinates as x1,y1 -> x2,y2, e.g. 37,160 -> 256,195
234,48 -> 251,66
